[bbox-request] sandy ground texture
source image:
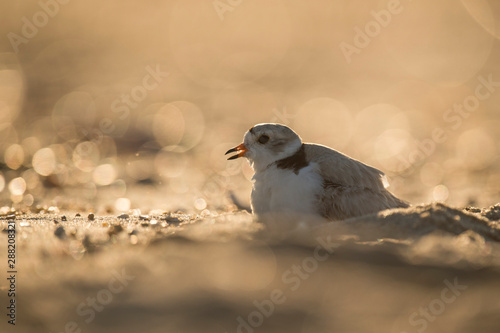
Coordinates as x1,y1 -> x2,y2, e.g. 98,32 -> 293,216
1,202 -> 500,333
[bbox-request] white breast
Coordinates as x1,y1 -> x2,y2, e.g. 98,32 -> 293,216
250,163 -> 324,220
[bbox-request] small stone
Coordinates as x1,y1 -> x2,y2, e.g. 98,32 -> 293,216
108,224 -> 124,236
75,213 -> 81,217
102,222 -> 109,227
54,226 -> 66,239
6,214 -> 16,220
82,235 -> 96,253
166,216 -> 181,224
61,216 -> 67,221
48,206 -> 59,214
139,215 -> 150,221
130,234 -> 138,245
0,206 -> 11,215
141,222 -> 149,227
118,213 -> 129,220
88,213 -> 95,221
53,219 -> 59,224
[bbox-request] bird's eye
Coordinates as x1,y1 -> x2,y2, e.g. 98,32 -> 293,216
258,135 -> 270,144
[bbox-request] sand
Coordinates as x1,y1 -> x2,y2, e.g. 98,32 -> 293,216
1,202 -> 500,333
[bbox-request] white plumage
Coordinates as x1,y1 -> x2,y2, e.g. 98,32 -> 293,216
226,123 -> 409,223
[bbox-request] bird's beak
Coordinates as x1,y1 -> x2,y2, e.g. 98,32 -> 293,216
225,143 -> 248,160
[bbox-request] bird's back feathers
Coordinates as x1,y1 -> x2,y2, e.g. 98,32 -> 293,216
303,143 -> 409,220
303,143 -> 385,191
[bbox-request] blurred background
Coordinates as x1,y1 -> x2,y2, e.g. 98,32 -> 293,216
1,0 -> 500,212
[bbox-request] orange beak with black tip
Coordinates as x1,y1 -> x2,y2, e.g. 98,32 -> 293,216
225,143 -> 248,160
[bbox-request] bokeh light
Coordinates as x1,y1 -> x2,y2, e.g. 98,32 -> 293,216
23,193 -> 34,206
8,177 -> 26,196
152,101 -> 205,152
194,198 -> 207,211
5,144 -> 24,170
33,148 -> 56,176
374,129 -> 415,173
115,198 -> 131,212
0,173 -> 5,192
433,184 -> 450,202
22,169 -> 40,190
93,164 -> 117,186
72,142 -> 99,172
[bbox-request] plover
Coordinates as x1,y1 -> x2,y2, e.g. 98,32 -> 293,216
226,123 -> 409,222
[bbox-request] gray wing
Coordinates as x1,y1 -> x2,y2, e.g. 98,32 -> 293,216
303,143 -> 409,220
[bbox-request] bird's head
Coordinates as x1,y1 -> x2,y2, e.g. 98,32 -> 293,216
225,123 -> 302,171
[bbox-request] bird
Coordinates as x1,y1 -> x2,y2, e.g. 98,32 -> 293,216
225,123 -> 409,223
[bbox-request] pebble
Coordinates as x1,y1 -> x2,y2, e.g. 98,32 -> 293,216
88,213 -> 95,221
139,215 -> 150,221
61,216 -> 67,221
54,226 -> 66,239
6,214 -> 16,220
82,235 -> 96,253
166,216 -> 182,224
130,234 -> 138,245
0,206 -> 12,215
48,206 -> 59,214
108,224 -> 124,236
118,213 -> 129,219
75,213 -> 81,217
